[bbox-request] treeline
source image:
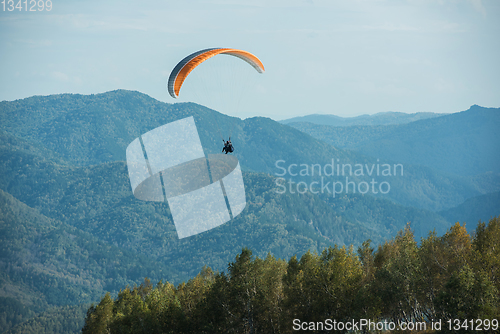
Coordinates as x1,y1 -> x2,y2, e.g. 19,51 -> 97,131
83,218 -> 500,333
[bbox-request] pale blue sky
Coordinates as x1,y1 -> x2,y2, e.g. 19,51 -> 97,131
1,0 -> 499,119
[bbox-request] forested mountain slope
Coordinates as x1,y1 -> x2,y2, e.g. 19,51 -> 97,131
439,191 -> 500,231
2,92 -> 497,212
1,91 -> 498,332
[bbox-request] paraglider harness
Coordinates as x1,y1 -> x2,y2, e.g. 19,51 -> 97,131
222,138 -> 234,154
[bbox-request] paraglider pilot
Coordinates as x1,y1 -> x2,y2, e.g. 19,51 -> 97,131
222,138 -> 234,154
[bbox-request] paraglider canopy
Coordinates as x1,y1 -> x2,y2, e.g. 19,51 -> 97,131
167,48 -> 265,99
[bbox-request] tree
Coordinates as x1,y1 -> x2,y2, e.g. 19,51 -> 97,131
81,293 -> 113,334
254,253 -> 286,334
371,224 -> 422,323
474,217 -> 500,297
435,264 -> 498,328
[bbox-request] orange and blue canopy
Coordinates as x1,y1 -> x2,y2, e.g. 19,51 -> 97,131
167,48 -> 265,99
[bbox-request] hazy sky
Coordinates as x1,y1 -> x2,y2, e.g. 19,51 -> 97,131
1,0 -> 499,119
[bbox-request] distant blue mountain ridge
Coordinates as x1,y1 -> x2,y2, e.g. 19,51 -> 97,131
280,110 -> 445,126
285,105 -> 500,177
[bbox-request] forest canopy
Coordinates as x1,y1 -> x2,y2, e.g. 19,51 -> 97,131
82,217 -> 500,334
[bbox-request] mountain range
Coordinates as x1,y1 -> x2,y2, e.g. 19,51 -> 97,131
1,90 -> 498,333
285,105 -> 500,176
280,111 -> 445,126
